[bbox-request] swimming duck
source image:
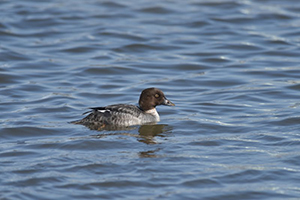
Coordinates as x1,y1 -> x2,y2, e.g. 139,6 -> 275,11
71,88 -> 175,129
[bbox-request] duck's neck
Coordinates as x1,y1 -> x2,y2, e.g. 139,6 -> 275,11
144,108 -> 160,122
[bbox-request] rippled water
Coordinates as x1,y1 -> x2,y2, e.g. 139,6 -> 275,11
1,0 -> 300,199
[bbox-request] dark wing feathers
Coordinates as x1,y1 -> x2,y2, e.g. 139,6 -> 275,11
75,104 -> 142,125
89,106 -> 106,111
85,104 -> 141,116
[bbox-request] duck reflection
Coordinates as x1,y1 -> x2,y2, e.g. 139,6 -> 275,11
137,124 -> 170,144
138,148 -> 161,158
91,124 -> 172,145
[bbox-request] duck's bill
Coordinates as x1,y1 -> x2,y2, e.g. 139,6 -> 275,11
163,98 -> 175,106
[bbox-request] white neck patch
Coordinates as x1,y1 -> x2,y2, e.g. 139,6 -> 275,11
145,108 -> 160,121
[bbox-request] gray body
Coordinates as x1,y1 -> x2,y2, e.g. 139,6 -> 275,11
72,104 -> 159,127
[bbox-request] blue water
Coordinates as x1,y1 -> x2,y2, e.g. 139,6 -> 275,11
1,0 -> 300,199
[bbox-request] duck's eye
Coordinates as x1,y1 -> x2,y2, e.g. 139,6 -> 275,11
155,94 -> 160,98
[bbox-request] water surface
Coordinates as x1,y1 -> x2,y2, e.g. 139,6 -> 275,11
1,0 -> 300,199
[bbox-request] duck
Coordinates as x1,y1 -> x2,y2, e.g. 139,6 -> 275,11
71,88 -> 175,129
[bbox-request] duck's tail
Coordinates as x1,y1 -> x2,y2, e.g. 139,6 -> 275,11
69,119 -> 83,124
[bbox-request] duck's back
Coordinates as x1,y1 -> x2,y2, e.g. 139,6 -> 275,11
72,104 -> 146,127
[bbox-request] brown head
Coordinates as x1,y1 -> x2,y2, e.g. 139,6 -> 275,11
138,88 -> 175,111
